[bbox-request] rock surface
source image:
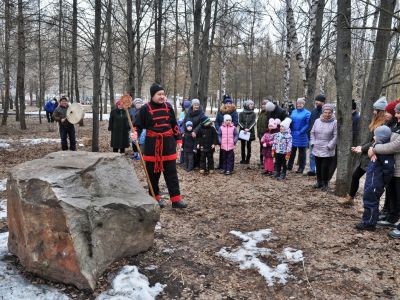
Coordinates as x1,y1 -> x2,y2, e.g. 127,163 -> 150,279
6,151 -> 159,290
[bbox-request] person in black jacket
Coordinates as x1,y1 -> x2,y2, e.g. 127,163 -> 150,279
197,116 -> 218,174
182,121 -> 197,171
108,100 -> 130,153
306,94 -> 325,176
265,101 -> 287,121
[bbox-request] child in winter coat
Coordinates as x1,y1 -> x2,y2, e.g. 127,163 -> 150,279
129,98 -> 144,160
355,125 -> 395,231
182,121 -> 197,171
272,118 -> 292,180
218,114 -> 239,175
261,118 -> 281,176
197,116 -> 218,174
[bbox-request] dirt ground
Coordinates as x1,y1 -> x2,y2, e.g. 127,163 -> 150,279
1,115 -> 400,300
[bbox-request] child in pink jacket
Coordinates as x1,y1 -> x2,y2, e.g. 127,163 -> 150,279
218,114 -> 239,175
261,118 -> 280,175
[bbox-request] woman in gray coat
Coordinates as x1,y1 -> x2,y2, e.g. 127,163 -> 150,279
310,103 -> 337,191
238,100 -> 257,164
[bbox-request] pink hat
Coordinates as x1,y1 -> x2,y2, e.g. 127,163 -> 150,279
268,118 -> 281,129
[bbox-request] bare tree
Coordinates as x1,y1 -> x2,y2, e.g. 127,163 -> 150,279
360,0 -> 396,145
1,0 -> 11,126
17,0 -> 26,129
127,0 -> 135,95
59,0 -> 64,95
335,0 -> 352,196
154,0 -> 163,84
106,0 -> 114,110
92,0 -> 101,152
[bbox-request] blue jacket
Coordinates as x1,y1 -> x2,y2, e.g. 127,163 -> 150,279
290,108 -> 311,147
44,100 -> 58,113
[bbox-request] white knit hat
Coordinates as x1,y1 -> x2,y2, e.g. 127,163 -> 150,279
280,117 -> 292,130
223,114 -> 232,122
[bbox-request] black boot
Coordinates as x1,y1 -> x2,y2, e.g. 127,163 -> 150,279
321,181 -> 329,192
278,172 -> 286,180
313,181 -> 323,189
158,199 -> 166,209
172,200 -> 187,209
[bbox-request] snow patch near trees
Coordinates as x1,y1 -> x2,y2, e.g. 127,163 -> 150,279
217,229 -> 303,286
0,178 -> 6,192
96,265 -> 166,300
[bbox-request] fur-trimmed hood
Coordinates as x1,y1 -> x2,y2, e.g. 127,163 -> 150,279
220,104 -> 237,114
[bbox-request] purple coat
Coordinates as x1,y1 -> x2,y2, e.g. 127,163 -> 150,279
310,116 -> 337,157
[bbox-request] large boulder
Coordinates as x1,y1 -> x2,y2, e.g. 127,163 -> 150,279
7,151 -> 160,290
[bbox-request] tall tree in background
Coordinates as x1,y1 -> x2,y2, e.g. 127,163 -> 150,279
72,0 -> 80,103
154,0 -> 163,84
38,0 -> 44,124
335,0 -> 352,196
189,0 -> 202,100
360,0 -> 395,145
59,0 -> 63,95
106,0 -> 114,110
92,0 -> 101,151
17,0 -> 26,129
1,0 -> 11,126
305,0 -> 325,109
127,0 -> 135,96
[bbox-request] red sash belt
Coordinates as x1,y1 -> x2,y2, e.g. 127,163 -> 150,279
146,129 -> 174,173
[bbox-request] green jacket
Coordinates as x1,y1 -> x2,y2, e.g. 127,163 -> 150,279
256,110 -> 268,140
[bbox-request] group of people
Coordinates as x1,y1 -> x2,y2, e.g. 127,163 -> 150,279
48,82 -> 397,239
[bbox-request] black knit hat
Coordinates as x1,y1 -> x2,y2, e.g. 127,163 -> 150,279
352,99 -> 357,110
315,94 -> 326,102
150,83 -> 164,98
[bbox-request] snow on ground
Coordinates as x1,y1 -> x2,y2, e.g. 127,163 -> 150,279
0,179 -> 6,192
217,229 -> 303,286
0,199 -> 6,220
0,232 -> 70,300
0,138 -> 60,150
96,265 -> 166,300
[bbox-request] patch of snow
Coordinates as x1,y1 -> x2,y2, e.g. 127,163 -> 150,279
0,142 -> 10,149
0,232 -> 70,300
217,229 -> 303,286
20,138 -> 59,146
96,265 -> 166,300
144,265 -> 158,271
162,248 -> 174,254
0,178 -> 6,192
0,199 -> 6,219
155,222 -> 161,231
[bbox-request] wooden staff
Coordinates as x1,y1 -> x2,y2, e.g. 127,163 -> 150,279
120,95 -> 156,200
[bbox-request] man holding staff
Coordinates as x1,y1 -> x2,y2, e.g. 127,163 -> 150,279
132,83 -> 187,209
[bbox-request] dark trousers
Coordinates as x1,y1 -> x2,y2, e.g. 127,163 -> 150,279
184,151 -> 194,171
288,146 -> 306,171
200,150 -> 214,170
275,153 -> 287,175
259,141 -> 263,164
328,150 -> 337,180
46,111 -> 54,123
221,149 -> 234,172
315,156 -> 334,183
349,166 -> 366,198
384,177 -> 400,223
59,125 -> 76,151
146,160 -> 180,201
240,140 -> 252,162
362,182 -> 385,226
113,148 -> 125,153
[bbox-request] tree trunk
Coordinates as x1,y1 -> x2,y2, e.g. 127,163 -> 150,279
189,0 -> 202,99
1,0 -> 11,126
92,0 -> 101,152
17,0 -> 26,129
335,0 -> 352,196
106,0 -> 114,110
127,0 -> 135,96
15,91 -> 19,122
38,0 -> 44,124
283,18 -> 291,102
286,0 -> 307,96
305,0 -> 325,109
154,0 -> 163,84
136,0 -> 142,97
72,0 -> 80,104
360,0 -> 395,145
173,0 -> 179,115
59,0 -> 63,95
198,0 -> 213,108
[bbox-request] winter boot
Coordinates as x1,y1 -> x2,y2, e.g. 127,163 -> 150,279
339,195 -> 354,206
313,181 -> 323,189
355,222 -> 376,231
172,201 -> 187,209
274,172 -> 281,179
321,181 -> 329,192
278,172 -> 286,180
158,199 -> 166,209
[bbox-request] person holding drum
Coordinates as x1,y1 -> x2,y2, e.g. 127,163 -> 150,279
53,96 -> 77,151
